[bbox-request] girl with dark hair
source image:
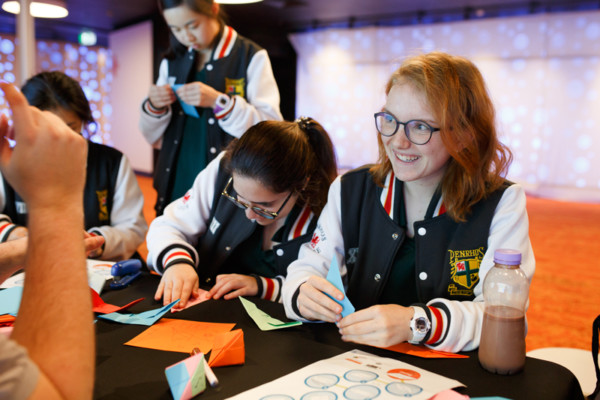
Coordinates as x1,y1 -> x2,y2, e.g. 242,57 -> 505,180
139,0 -> 282,216
0,71 -> 148,261
282,52 -> 535,353
146,118 -> 337,308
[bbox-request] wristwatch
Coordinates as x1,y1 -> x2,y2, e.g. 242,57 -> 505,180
409,306 -> 431,344
213,94 -> 231,114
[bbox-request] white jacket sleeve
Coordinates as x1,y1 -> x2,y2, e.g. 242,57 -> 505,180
218,49 -> 283,137
282,176 -> 347,321
88,155 -> 148,261
428,184 -> 535,352
146,152 -> 223,274
138,59 -> 172,148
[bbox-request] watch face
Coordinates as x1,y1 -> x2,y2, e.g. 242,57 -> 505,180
415,317 -> 429,333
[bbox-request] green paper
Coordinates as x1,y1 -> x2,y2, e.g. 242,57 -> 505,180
239,297 -> 302,331
190,356 -> 206,396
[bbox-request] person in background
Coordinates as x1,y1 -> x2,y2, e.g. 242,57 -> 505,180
139,0 -> 283,216
0,82 -> 94,399
0,71 -> 147,262
0,234 -> 104,285
282,52 -> 535,353
147,118 -> 337,309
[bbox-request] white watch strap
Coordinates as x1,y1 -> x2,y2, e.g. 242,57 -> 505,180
409,306 -> 430,344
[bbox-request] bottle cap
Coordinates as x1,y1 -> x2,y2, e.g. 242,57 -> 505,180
494,249 -> 521,265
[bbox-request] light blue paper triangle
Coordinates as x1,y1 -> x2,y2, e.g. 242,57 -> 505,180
97,299 -> 179,326
325,257 -> 355,317
165,362 -> 189,400
0,286 -> 23,316
171,84 -> 200,118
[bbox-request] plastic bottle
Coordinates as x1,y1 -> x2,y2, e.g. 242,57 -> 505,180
478,249 -> 529,374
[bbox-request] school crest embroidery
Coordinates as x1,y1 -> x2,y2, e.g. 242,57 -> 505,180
96,190 -> 109,221
225,77 -> 245,98
448,247 -> 484,296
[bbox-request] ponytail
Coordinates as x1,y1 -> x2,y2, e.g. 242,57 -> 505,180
224,118 -> 337,216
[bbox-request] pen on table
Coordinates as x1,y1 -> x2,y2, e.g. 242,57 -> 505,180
191,347 -> 219,387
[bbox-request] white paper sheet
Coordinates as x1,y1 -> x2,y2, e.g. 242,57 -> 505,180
228,349 -> 464,400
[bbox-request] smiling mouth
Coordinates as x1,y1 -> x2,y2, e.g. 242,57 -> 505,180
394,152 -> 420,163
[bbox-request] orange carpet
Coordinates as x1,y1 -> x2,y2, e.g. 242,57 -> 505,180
135,174 -> 600,352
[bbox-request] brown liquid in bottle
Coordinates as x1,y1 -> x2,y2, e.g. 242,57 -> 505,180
479,305 -> 526,375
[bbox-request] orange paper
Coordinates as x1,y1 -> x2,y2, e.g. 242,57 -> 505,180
0,314 -> 16,327
91,288 -> 144,314
125,318 -> 235,354
208,329 -> 245,367
384,342 -> 469,359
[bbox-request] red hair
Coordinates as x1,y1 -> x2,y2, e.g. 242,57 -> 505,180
371,52 -> 512,221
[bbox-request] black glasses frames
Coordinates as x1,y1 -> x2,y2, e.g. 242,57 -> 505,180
374,111 -> 440,145
221,177 -> 293,220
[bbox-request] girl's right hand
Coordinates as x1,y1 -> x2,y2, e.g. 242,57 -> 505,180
148,84 -> 175,109
154,263 -> 200,308
297,275 -> 345,323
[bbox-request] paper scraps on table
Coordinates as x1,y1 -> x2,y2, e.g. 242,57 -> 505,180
0,287 -> 22,316
165,352 -> 206,400
90,289 -> 144,314
239,297 -> 302,331
208,329 -> 245,367
171,84 -> 200,118
0,314 -> 16,327
325,256 -> 355,317
0,260 -> 114,294
125,318 -> 236,354
97,300 -> 179,326
429,389 -> 470,399
384,342 -> 469,359
171,289 -> 211,313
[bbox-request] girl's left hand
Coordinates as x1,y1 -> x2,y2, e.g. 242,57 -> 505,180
176,82 -> 221,109
337,304 -> 414,347
208,273 -> 258,300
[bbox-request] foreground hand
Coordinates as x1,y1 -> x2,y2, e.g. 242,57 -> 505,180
297,275 -> 345,323
0,83 -> 87,209
337,304 -> 413,348
208,273 -> 258,300
154,263 -> 199,308
176,82 -> 220,108
148,84 -> 175,109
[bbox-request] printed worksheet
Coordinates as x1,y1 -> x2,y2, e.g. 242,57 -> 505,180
228,349 -> 464,399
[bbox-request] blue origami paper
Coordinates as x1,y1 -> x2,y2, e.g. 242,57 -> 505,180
0,286 -> 23,316
171,84 -> 200,118
326,256 -> 355,317
165,352 -> 206,400
97,300 -> 179,326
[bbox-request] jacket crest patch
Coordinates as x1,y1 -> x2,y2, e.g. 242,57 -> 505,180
448,247 -> 484,296
96,190 -> 109,221
225,77 -> 245,97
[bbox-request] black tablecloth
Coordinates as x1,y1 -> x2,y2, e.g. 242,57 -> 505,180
94,273 -> 585,400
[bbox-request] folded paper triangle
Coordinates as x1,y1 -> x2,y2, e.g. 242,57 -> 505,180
90,288 -> 144,314
165,352 -> 206,400
208,329 -> 245,367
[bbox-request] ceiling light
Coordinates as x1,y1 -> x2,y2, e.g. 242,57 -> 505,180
216,0 -> 263,4
2,0 -> 68,18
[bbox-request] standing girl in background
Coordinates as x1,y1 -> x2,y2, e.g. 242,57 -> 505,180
146,118 -> 337,309
139,0 -> 282,216
0,71 -> 147,261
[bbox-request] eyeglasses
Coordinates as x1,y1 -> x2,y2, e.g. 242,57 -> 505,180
374,111 -> 440,145
221,177 -> 293,220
